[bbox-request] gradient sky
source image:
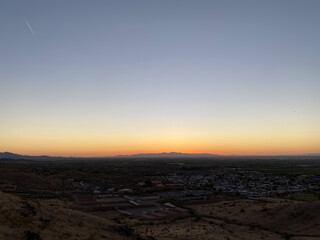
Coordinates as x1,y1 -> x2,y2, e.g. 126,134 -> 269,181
1,0 -> 320,156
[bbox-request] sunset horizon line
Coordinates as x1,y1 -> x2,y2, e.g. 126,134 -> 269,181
1,151 -> 320,159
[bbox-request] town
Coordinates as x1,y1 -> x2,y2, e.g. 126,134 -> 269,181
1,156 -> 320,239
1,157 -> 319,222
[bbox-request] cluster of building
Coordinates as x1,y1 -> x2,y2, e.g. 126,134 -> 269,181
70,192 -> 189,220
154,169 -> 320,197
66,167 -> 319,219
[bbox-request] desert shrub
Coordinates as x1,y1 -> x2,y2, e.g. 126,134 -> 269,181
146,236 -> 156,240
24,231 -> 41,240
115,225 -> 134,236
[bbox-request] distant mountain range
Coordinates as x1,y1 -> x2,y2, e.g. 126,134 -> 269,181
115,152 -> 219,158
0,152 -> 218,160
0,152 -> 58,160
1,151 -> 320,160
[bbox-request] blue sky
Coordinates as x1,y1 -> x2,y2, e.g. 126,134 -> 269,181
1,0 -> 320,156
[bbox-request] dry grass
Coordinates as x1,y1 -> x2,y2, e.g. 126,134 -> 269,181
189,198 -> 320,237
0,191 -> 133,240
132,217 -> 284,240
132,198 -> 320,240
2,191 -> 319,240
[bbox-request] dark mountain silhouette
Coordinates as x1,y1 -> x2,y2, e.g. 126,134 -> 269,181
115,152 -> 219,158
0,152 -> 59,160
0,152 -> 23,159
0,152 -> 219,160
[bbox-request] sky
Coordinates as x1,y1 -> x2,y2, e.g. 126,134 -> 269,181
1,0 -> 320,157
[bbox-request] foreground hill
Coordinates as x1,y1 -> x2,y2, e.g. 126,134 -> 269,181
125,198 -> 320,240
189,198 -> 320,239
0,191 -> 137,240
1,190 -> 320,240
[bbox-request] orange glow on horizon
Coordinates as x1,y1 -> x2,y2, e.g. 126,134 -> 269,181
1,120 -> 319,157
1,137 -> 319,157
